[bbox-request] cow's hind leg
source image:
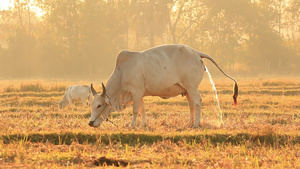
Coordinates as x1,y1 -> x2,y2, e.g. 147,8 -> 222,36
186,94 -> 195,126
186,90 -> 202,128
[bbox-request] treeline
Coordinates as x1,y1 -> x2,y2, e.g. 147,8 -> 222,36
0,0 -> 299,79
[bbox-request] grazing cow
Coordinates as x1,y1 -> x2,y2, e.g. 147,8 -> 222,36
58,85 -> 93,109
89,44 -> 238,128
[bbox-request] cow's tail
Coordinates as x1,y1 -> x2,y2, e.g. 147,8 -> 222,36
199,52 -> 238,105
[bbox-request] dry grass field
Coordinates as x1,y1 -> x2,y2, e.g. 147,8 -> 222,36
0,77 -> 299,168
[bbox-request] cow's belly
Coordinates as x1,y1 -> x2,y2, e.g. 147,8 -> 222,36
144,83 -> 186,99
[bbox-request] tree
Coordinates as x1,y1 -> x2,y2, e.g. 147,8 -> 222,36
128,0 -> 171,49
0,0 -> 299,78
168,0 -> 206,45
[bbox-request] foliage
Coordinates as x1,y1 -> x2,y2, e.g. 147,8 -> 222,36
0,0 -> 299,79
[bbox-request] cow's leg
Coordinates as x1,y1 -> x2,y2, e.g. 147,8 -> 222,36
67,95 -> 73,107
81,96 -> 87,106
130,93 -> 143,128
194,95 -> 202,127
140,98 -> 146,126
185,89 -> 202,127
186,94 -> 195,126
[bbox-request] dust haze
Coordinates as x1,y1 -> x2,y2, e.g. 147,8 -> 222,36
0,0 -> 299,80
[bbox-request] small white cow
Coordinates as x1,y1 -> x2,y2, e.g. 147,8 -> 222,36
58,85 -> 93,109
89,44 -> 238,128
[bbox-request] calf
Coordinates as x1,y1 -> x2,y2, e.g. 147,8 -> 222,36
58,85 -> 92,109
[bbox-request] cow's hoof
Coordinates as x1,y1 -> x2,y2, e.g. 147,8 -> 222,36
192,124 -> 200,128
129,124 -> 136,129
141,122 -> 147,127
188,122 -> 195,128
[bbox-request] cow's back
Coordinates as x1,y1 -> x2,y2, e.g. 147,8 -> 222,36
69,85 -> 90,100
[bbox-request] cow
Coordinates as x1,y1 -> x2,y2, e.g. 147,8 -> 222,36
58,85 -> 93,109
89,44 -> 238,128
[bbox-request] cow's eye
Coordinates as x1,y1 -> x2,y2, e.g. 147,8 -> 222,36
97,105 -> 101,109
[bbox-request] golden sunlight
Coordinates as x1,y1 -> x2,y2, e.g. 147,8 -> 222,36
0,0 -> 14,11
0,0 -> 45,17
29,4 -> 45,17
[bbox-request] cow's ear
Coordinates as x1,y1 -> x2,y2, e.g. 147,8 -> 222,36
91,83 -> 97,96
101,83 -> 106,97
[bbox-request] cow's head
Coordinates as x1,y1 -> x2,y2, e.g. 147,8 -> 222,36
89,83 -> 112,127
58,95 -> 68,109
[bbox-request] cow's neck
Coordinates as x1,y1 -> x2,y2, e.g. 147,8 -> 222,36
106,71 -> 122,111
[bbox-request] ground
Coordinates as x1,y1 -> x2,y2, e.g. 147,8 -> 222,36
0,77 -> 299,168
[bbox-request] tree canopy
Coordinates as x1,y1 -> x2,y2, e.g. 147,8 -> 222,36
0,0 -> 299,79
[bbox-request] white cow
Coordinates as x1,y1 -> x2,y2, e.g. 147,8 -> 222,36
89,44 -> 238,128
58,85 -> 93,109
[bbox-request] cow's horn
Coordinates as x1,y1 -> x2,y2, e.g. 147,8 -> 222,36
91,83 -> 97,96
101,83 -> 106,97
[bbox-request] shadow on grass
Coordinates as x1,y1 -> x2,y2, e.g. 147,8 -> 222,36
1,132 -> 300,147
246,90 -> 300,96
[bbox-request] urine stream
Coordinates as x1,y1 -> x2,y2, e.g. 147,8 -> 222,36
205,66 -> 223,123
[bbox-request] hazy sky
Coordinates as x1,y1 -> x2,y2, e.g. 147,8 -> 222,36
0,0 -> 44,17
0,0 -> 14,11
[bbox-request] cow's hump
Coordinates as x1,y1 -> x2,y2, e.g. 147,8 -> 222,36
116,50 -> 137,68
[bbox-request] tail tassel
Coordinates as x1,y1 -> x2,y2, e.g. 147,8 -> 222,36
233,82 -> 238,106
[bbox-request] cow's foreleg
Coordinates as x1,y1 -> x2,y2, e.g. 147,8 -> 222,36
67,95 -> 73,107
81,96 -> 88,106
140,98 -> 146,126
130,94 -> 143,128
